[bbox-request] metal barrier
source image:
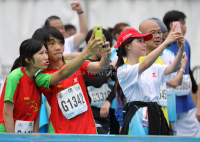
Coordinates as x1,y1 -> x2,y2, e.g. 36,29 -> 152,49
193,66 -> 200,84
1,65 -> 12,80
0,134 -> 199,142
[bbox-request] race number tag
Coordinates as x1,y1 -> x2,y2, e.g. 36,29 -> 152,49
142,107 -> 148,127
175,74 -> 192,96
159,83 -> 167,106
87,83 -> 111,108
15,120 -> 34,133
57,84 -> 88,119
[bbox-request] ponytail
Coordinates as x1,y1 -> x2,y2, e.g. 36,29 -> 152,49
115,47 -> 126,106
10,56 -> 21,72
107,27 -> 113,35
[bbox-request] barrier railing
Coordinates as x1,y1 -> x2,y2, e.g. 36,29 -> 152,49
193,66 -> 200,84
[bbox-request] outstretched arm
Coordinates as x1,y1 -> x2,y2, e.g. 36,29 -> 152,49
70,1 -> 88,50
50,30 -> 102,85
167,54 -> 188,88
139,25 -> 182,74
164,38 -> 185,75
63,52 -> 81,60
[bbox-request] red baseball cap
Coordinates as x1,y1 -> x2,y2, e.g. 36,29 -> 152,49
114,28 -> 153,48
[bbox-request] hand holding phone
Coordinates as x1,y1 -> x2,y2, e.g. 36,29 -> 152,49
172,21 -> 182,33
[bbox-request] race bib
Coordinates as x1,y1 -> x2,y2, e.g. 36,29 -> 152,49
159,83 -> 167,106
142,107 -> 148,127
175,74 -> 192,96
15,120 -> 34,133
57,84 -> 88,119
87,83 -> 111,108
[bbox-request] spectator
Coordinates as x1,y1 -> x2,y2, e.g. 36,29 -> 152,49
163,10 -> 200,136
44,1 -> 88,54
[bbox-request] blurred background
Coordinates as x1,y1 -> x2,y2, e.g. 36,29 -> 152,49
0,0 -> 200,81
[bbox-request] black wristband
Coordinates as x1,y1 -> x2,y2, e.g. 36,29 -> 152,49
77,11 -> 84,15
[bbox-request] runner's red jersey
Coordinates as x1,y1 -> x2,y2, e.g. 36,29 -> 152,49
35,60 -> 96,134
0,67 -> 40,124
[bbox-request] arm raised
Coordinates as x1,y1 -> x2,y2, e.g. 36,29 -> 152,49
139,25 -> 183,74
50,30 -> 103,85
70,1 -> 88,50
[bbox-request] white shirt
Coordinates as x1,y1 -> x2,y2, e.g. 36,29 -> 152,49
161,49 -> 177,84
117,63 -> 171,103
64,36 -> 75,53
110,47 -> 118,62
162,49 -> 175,65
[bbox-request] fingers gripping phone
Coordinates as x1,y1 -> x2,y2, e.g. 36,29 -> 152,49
172,21 -> 182,33
94,26 -> 104,43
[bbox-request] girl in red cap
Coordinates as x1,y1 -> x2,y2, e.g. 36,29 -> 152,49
115,25 -> 185,135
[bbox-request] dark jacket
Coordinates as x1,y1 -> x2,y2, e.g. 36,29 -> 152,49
120,101 -> 172,135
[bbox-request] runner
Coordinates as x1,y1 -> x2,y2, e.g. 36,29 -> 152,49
84,29 -> 119,134
0,39 -> 48,133
116,26 -> 184,135
32,26 -> 111,134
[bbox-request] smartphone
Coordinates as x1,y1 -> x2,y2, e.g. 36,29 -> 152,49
172,21 -> 182,33
94,26 -> 104,43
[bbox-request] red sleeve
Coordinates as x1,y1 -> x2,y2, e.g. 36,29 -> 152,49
80,61 -> 96,78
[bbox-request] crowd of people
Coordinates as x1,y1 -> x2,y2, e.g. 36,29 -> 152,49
0,1 -> 200,136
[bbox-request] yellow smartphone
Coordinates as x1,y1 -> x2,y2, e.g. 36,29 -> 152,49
94,26 -> 104,43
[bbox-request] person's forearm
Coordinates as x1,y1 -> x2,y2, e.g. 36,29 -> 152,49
167,71 -> 183,88
85,73 -> 109,88
63,52 -> 81,60
106,87 -> 116,103
50,51 -> 88,85
73,12 -> 88,49
78,12 -> 88,37
140,41 -> 169,73
33,116 -> 39,133
197,84 -> 200,109
165,47 -> 184,75
4,114 -> 15,133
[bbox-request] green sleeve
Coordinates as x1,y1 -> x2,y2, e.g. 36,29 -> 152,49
4,68 -> 23,103
64,60 -> 71,63
35,71 -> 52,88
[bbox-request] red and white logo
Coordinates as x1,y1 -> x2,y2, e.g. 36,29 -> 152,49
74,78 -> 78,83
152,73 -> 156,77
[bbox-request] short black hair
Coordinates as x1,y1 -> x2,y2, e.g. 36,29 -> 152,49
32,26 -> 65,48
44,15 -> 61,27
64,24 -> 76,31
10,39 -> 45,72
85,28 -> 113,47
163,10 -> 186,31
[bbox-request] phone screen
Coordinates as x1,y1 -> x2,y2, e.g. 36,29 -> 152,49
172,21 -> 182,33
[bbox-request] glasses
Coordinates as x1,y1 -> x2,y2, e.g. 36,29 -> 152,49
149,30 -> 163,36
55,25 -> 65,31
